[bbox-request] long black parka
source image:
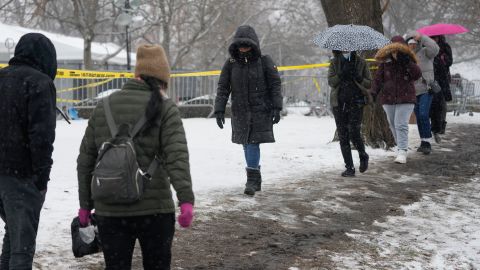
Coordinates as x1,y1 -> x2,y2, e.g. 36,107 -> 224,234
214,25 -> 282,144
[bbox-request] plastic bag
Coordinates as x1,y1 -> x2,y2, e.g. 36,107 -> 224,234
71,216 -> 101,258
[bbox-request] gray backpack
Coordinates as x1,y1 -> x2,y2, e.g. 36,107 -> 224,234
91,96 -> 160,205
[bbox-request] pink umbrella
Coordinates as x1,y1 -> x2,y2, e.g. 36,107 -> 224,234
418,23 -> 469,36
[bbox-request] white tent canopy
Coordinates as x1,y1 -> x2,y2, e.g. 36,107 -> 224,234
0,22 -> 135,67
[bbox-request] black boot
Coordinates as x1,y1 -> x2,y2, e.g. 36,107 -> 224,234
341,167 -> 355,177
254,167 -> 262,191
245,168 -> 261,196
422,141 -> 432,155
359,152 -> 369,173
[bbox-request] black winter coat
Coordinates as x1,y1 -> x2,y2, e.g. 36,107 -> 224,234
433,37 -> 453,100
214,25 -> 282,144
0,33 -> 57,190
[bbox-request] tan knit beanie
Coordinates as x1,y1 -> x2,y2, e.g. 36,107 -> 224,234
134,44 -> 170,83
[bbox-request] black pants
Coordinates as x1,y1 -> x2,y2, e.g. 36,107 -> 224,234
96,214 -> 175,270
430,92 -> 447,134
333,103 -> 366,168
0,175 -> 45,270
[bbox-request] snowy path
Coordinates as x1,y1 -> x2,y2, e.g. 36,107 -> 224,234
0,112 -> 478,269
169,122 -> 480,270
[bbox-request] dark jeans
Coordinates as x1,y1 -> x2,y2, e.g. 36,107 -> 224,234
333,103 -> 366,169
96,214 -> 175,270
414,93 -> 433,139
0,175 -> 45,270
430,92 -> 447,134
243,144 -> 260,169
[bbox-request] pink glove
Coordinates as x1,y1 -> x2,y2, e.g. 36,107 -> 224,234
78,208 -> 91,227
178,203 -> 194,228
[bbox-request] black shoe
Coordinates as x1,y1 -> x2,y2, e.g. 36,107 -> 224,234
433,133 -> 441,144
417,142 -> 425,152
421,141 -> 431,155
418,141 -> 432,155
359,153 -> 369,173
341,167 -> 355,177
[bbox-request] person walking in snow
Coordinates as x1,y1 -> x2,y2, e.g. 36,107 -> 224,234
0,33 -> 57,269
371,36 -> 422,164
430,35 -> 453,141
405,31 -> 439,154
77,44 -> 194,269
214,25 -> 282,196
327,50 -> 372,177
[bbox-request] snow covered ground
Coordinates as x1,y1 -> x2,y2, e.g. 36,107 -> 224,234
331,177 -> 480,269
0,109 -> 479,269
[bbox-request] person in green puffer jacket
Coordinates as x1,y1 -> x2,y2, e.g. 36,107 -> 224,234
76,44 -> 194,269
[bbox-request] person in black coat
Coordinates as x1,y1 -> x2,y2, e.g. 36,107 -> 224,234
328,50 -> 372,177
214,25 -> 282,196
430,35 -> 453,140
0,33 -> 57,269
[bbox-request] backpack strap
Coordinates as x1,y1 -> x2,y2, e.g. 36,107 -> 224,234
103,96 -> 118,138
130,115 -> 147,138
142,156 -> 161,181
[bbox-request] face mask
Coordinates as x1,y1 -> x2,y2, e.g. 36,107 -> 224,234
239,51 -> 252,59
342,52 -> 351,60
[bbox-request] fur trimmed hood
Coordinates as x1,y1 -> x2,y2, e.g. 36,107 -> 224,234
375,43 -> 418,64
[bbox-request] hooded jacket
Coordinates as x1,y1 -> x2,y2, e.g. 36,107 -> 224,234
371,42 -> 422,105
215,25 -> 282,144
0,33 -> 57,190
405,32 -> 439,95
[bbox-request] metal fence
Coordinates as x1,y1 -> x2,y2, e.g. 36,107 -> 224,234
450,78 -> 480,115
55,71 -> 333,115
55,70 -> 479,118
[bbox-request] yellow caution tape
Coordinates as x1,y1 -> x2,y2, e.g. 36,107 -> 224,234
57,98 -> 81,103
312,78 -> 322,93
56,69 -> 134,79
1,59 -> 378,79
57,78 -> 115,93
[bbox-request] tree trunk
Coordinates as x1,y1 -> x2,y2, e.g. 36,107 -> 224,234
320,0 -> 395,149
83,37 -> 93,70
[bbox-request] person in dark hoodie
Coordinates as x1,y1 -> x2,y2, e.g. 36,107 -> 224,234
327,50 -> 372,177
430,35 -> 453,142
0,33 -> 57,269
214,25 -> 282,196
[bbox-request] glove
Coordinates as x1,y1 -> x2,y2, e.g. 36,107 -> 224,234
216,112 -> 225,129
272,109 -> 281,124
78,208 -> 91,227
178,203 -> 194,228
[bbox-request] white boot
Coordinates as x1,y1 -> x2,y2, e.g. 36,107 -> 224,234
394,150 -> 407,164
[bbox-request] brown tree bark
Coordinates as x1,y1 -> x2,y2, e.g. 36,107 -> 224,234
320,0 -> 395,149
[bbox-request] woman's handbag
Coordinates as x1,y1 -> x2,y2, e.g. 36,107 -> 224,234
425,78 -> 442,94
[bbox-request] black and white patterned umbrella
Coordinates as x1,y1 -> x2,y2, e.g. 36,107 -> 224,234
313,24 -> 390,51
